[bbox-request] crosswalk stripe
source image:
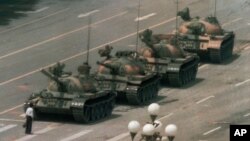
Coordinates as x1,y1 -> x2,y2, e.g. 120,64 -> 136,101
60,130 -> 93,141
0,124 -> 17,133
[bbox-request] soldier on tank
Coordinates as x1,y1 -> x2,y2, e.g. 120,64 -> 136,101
48,62 -> 71,77
98,45 -> 113,60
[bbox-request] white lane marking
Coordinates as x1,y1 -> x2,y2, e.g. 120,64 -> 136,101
128,44 -> 136,47
31,7 -> 49,13
199,64 -> 209,70
20,114 -> 26,117
248,23 -> 250,26
158,113 -> 174,121
135,13 -> 156,21
106,132 -> 130,141
15,126 -> 57,141
235,79 -> 250,87
203,126 -> 221,136
0,8 -> 69,34
60,130 -> 93,141
149,17 -> 176,29
0,104 -> 23,115
0,118 -> 24,122
0,15 -> 175,87
244,113 -> 250,117
196,95 -> 215,104
78,10 -> 100,18
222,18 -> 242,27
0,124 -> 17,133
0,11 -> 127,61
244,45 -> 250,50
18,7 -> 49,14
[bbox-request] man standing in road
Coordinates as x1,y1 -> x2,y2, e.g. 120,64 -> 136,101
25,103 -> 34,134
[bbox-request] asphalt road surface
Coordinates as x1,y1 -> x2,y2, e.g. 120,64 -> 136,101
0,0 -> 249,141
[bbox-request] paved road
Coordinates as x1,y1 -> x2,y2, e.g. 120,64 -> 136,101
0,0 -> 249,141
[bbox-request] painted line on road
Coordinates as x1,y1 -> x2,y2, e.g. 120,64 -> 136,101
158,113 -> 174,121
78,10 -> 100,18
0,104 -> 23,115
15,126 -> 57,141
203,126 -> 221,136
18,7 -> 49,14
0,8 -> 69,34
196,95 -> 215,104
244,46 -> 250,50
235,79 -> 250,87
20,114 -> 26,117
0,118 -> 24,122
30,7 -> 49,13
222,18 -> 242,27
0,15 -> 176,87
135,13 -> 156,21
0,124 -> 17,133
244,113 -> 250,117
61,130 -> 93,141
199,64 -> 209,70
106,132 -> 130,141
0,11 -> 127,61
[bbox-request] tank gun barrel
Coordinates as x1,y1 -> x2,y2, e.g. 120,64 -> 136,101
40,69 -> 62,84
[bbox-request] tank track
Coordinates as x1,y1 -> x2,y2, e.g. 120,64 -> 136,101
71,94 -> 115,123
167,59 -> 199,87
209,36 -> 234,63
126,77 -> 160,105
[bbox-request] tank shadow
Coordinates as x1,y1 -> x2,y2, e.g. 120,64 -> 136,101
115,95 -> 165,108
220,54 -> 240,65
198,54 -> 240,65
34,113 -> 121,125
0,0 -> 40,25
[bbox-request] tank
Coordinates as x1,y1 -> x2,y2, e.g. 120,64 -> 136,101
24,62 -> 116,123
96,45 -> 161,105
176,7 -> 235,63
139,29 -> 200,87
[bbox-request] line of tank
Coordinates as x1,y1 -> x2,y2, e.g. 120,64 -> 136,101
23,7 -> 235,123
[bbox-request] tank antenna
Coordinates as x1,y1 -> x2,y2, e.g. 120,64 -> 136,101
175,0 -> 179,46
214,0 -> 217,17
86,15 -> 91,65
135,0 -> 141,54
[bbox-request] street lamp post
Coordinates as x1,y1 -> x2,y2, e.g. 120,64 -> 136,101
128,103 -> 177,141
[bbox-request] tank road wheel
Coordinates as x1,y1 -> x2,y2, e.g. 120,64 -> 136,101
139,88 -> 146,104
83,107 -> 91,122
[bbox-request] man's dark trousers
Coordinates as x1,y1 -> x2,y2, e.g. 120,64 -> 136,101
25,116 -> 32,134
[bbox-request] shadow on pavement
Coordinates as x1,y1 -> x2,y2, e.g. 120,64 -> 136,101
34,113 -> 121,125
0,0 -> 40,25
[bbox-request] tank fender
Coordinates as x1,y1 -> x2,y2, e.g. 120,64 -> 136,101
71,98 -> 87,108
166,63 -> 181,73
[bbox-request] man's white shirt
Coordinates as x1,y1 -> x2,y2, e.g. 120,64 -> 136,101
26,107 -> 34,118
